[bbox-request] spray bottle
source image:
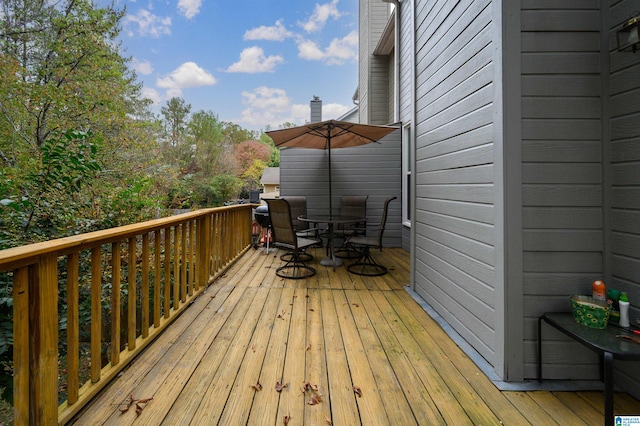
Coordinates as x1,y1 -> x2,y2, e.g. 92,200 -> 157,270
619,292 -> 630,328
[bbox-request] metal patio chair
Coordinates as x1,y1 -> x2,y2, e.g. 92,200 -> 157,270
265,198 -> 317,279
346,196 -> 396,276
334,195 -> 368,259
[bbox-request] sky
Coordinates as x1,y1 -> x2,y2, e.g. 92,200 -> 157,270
104,0 -> 360,131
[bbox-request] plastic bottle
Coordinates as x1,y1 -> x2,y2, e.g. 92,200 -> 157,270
619,292 -> 630,328
607,288 -> 621,323
592,280 -> 607,303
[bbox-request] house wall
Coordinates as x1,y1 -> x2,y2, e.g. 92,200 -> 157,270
399,0 -> 414,255
607,0 -> 640,396
411,0 -> 500,368
279,130 -> 403,247
359,0 -> 390,124
521,1 -> 604,380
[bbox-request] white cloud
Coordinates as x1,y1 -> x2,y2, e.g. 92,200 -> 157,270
141,86 -> 162,105
297,39 -> 325,61
300,0 -> 341,33
322,102 -> 351,119
226,47 -> 284,73
237,87 -> 350,129
156,62 -> 217,97
178,0 -> 202,19
238,87 -> 303,127
244,19 -> 294,41
132,58 -> 153,75
124,9 -> 171,38
297,30 -> 357,65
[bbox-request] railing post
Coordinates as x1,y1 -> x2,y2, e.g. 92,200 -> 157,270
13,266 -> 29,425
31,254 -> 59,424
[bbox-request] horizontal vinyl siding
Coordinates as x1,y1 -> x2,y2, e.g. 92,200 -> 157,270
521,1 -> 602,380
607,0 -> 640,398
280,130 -> 403,247
412,0 -> 498,365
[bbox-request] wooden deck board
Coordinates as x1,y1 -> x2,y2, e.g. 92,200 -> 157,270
72,247 -> 640,425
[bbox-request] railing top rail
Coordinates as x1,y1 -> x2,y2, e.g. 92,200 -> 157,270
0,204 -> 253,271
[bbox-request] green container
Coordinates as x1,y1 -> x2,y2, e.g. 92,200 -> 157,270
570,295 -> 610,329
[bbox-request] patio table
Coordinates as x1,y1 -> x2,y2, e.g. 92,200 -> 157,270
298,215 -> 363,271
538,312 -> 640,426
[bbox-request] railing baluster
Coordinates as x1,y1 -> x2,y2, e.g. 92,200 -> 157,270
181,223 -> 187,302
111,242 -> 121,366
164,227 -> 171,319
189,220 -> 196,295
128,238 -> 137,351
154,230 -> 161,328
67,253 -> 80,404
91,247 -> 102,383
142,233 -> 150,338
173,226 -> 180,310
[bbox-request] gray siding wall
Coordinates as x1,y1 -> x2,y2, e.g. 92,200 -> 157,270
279,130 -> 403,247
608,0 -> 640,397
523,1 -> 604,380
411,0 -> 499,365
360,0 -> 390,124
399,0 -> 413,254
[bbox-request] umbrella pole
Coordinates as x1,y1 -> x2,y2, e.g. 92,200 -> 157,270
328,134 -> 332,218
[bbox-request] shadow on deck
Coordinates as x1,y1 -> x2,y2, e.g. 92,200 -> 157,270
73,247 -> 640,425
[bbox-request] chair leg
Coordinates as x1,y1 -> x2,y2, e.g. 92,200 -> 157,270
281,250 -> 313,262
335,241 -> 362,259
347,247 -> 387,276
276,250 -> 316,279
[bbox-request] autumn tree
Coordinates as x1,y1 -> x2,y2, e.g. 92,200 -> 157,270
235,139 -> 271,173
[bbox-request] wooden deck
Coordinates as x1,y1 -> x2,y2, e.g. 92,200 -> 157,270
73,246 -> 640,425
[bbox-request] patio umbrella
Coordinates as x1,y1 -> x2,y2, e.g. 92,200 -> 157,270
266,119 -> 398,215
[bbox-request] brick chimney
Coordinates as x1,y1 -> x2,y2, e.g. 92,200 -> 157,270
310,96 -> 322,123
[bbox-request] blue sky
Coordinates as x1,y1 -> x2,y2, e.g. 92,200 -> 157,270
106,0 -> 359,130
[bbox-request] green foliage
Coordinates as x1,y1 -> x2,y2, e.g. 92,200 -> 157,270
210,174 -> 243,205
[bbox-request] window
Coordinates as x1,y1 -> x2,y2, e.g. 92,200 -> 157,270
402,123 -> 412,227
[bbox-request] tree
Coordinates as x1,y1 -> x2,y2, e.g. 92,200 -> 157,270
241,158 -> 267,193
161,97 -> 191,147
260,131 -> 280,167
0,0 -> 165,243
234,140 -> 271,173
187,110 -> 232,176
210,174 -> 243,204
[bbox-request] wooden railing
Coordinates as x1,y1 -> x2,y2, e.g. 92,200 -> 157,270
0,204 -> 255,425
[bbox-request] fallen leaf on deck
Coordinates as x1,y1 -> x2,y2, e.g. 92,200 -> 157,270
251,344 -> 256,352
309,308 -> 315,312
119,394 -> 152,414
303,381 -> 319,392
353,386 -> 362,397
119,394 -> 134,412
251,381 -> 263,391
307,394 -> 322,405
284,414 -> 291,425
276,381 -> 288,392
306,343 -> 311,351
324,414 -> 333,425
352,303 -> 360,307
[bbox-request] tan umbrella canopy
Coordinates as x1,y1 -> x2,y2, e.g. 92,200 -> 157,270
266,119 -> 398,214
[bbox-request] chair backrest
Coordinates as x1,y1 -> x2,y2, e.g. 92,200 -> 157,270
340,195 -> 367,218
282,196 -> 308,231
265,199 -> 298,249
375,196 -> 397,246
